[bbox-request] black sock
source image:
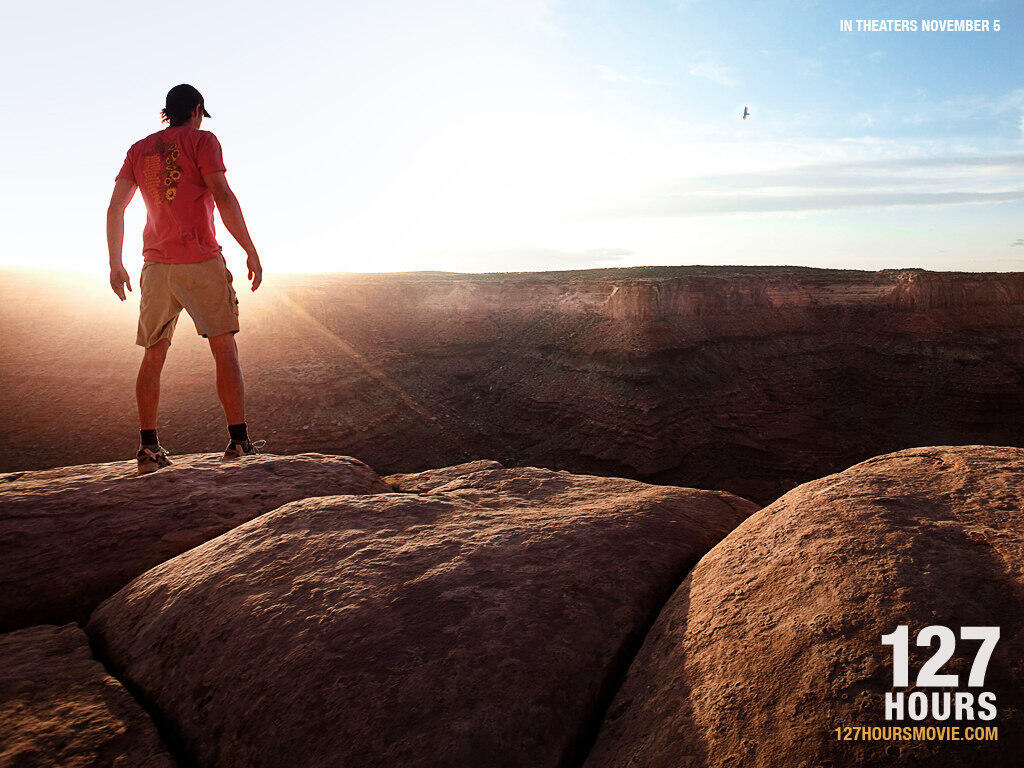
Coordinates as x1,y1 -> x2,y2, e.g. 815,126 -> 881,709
140,429 -> 159,447
228,422 -> 249,444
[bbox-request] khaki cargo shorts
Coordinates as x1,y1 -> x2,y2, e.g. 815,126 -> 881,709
137,255 -> 240,347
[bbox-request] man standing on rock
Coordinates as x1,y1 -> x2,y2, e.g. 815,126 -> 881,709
106,84 -> 264,475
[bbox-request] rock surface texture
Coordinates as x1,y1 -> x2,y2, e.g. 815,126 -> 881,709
0,453 -> 389,631
385,459 -> 504,491
585,446 -> 1024,768
87,466 -> 757,768
0,623 -> 174,768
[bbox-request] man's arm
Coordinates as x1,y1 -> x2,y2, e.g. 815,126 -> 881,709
203,171 -> 262,291
107,178 -> 137,301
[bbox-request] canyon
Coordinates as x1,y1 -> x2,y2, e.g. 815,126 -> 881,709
2,265 -> 1023,503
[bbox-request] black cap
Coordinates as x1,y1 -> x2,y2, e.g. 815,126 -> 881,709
165,83 -> 211,119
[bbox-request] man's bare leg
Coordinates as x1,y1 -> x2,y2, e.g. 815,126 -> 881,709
209,332 -> 245,425
137,339 -> 170,430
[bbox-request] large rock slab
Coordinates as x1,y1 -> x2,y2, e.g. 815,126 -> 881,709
0,453 -> 389,631
0,623 -> 174,767
87,467 -> 757,768
585,446 -> 1024,768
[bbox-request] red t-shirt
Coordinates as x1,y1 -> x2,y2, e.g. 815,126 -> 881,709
116,125 -> 227,264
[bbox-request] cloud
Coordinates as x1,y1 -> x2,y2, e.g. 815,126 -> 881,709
898,87 -> 1024,127
606,190 -> 1024,217
420,246 -> 633,272
596,65 -> 654,85
685,154 -> 1024,189
999,89 -> 1024,112
584,247 -> 633,259
688,57 -> 739,87
585,153 -> 1024,218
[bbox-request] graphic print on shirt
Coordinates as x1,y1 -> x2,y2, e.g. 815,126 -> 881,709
140,139 -> 182,204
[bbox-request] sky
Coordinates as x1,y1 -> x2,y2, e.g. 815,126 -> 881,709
1,0 -> 1022,275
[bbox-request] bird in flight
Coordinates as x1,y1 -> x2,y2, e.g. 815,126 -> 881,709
742,106 -> 750,120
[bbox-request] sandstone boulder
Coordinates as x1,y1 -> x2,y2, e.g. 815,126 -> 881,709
88,467 -> 756,768
0,453 -> 389,631
0,624 -> 174,767
585,446 -> 1024,768
385,459 -> 504,491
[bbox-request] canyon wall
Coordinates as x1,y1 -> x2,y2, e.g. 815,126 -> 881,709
2,266 -> 1023,503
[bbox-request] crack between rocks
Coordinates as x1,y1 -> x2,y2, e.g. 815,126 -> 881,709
82,620 -> 199,768
558,554 -> 702,768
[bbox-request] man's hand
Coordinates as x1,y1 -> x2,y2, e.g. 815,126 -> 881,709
107,179 -> 136,291
110,264 -> 132,301
247,252 -> 263,291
